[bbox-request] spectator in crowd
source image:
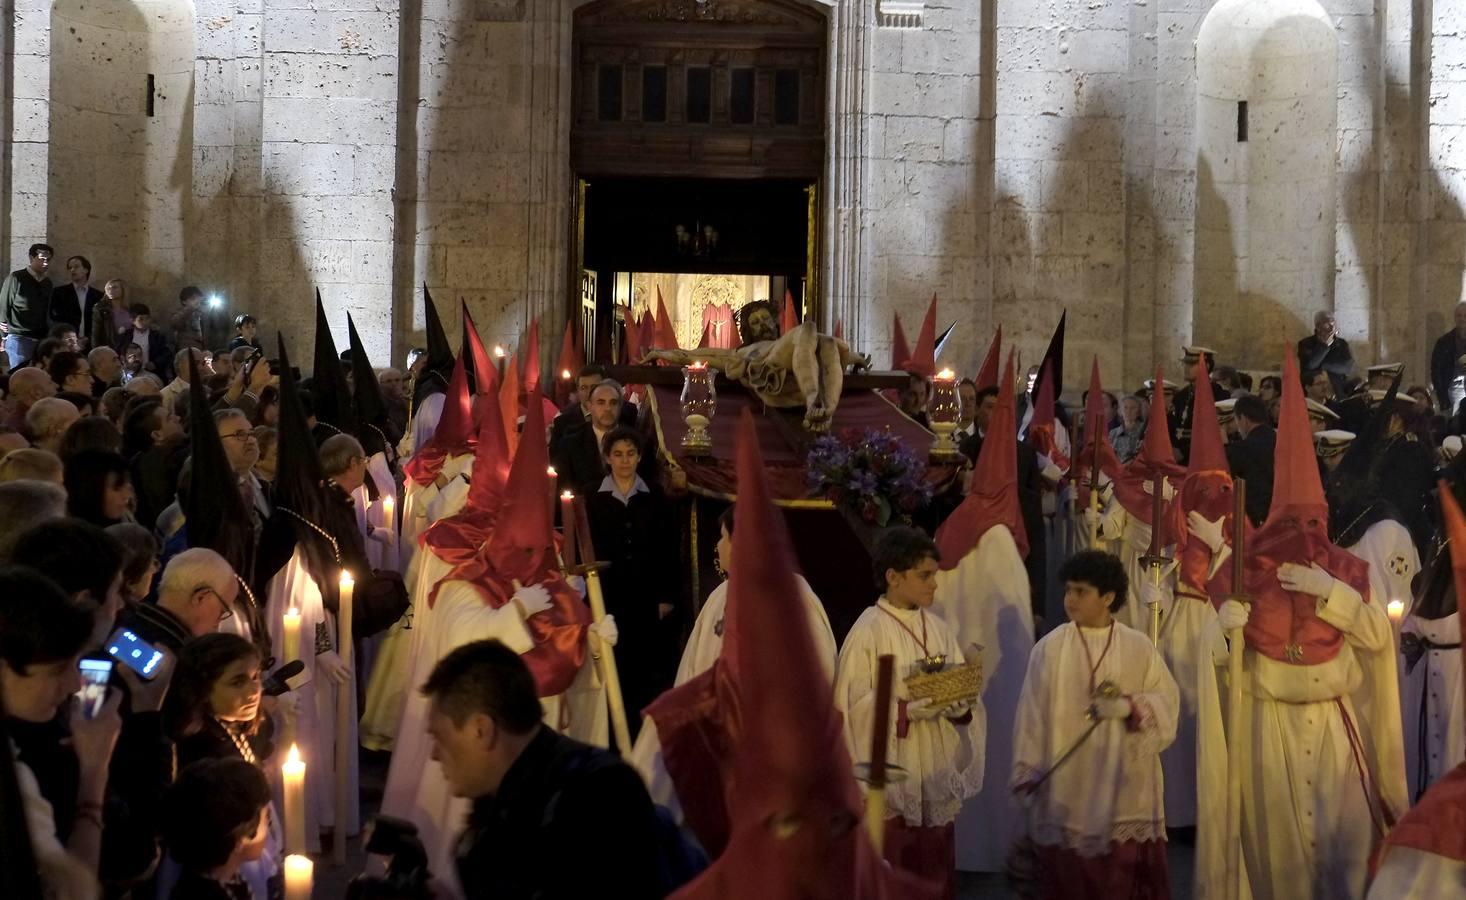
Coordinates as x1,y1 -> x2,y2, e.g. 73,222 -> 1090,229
159,758 -> 274,900
49,255 -> 103,334
11,518 -> 126,647
1110,394 -> 1147,463
216,408 -> 270,534
160,348 -> 204,417
64,449 -> 135,528
120,342 -> 145,382
116,547 -> 237,652
0,480 -> 65,561
56,391 -> 96,417
378,366 -> 408,435
1431,301 -> 1466,413
0,448 -> 63,484
585,425 -> 679,727
1302,367 -> 1332,404
210,349 -> 234,383
49,323 -> 82,353
123,398 -> 185,532
1225,393 -> 1276,525
99,387 -> 129,427
252,385 -> 279,428
0,243 -> 54,365
0,566 -> 118,897
27,397 -> 81,454
252,426 -> 278,484
1298,309 -> 1353,397
57,416 -> 122,460
32,336 -> 65,373
89,278 -> 130,352
170,286 -> 206,353
227,314 -> 261,351
164,633 -> 276,772
88,346 -> 123,397
421,639 -> 665,899
955,377 -> 979,441
106,522 -> 160,609
116,304 -> 171,382
47,350 -> 93,395
0,425 -> 27,453
124,372 -> 162,397
4,366 -> 57,433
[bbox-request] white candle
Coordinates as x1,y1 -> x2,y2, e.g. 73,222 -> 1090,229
338,572 -> 354,667
282,744 -> 306,854
282,607 -> 301,690
284,854 -> 313,900
334,570 -> 354,866
381,496 -> 396,556
1387,599 -> 1405,623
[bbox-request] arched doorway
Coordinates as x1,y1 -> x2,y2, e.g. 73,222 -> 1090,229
569,0 -> 828,361
48,0 -> 196,297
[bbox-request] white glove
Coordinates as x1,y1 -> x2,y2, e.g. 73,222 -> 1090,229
567,575 -> 586,597
315,650 -> 352,685
1038,457 -> 1064,485
267,692 -> 300,729
1217,599 -> 1249,631
1443,435 -> 1462,463
1277,562 -> 1335,600
1139,579 -> 1167,612
1082,506 -> 1101,534
1142,477 -> 1176,502
590,614 -> 619,648
368,525 -> 394,546
1093,696 -> 1133,721
905,697 -> 943,721
940,699 -> 975,719
1187,511 -> 1225,553
511,583 -> 554,619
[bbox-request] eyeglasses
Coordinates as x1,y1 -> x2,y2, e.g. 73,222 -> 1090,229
221,430 -> 257,442
194,586 -> 234,622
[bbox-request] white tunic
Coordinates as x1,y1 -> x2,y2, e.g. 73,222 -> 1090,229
263,551 -> 360,850
1012,621 -> 1178,856
931,525 -> 1034,872
1195,579 -> 1409,900
1368,846 -> 1466,898
1400,612 -> 1464,797
835,600 -> 986,828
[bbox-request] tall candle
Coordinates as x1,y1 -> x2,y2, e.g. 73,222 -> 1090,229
282,744 -> 306,854
560,491 -> 578,567
381,496 -> 396,557
334,570 -> 354,865
338,572 -> 354,666
284,854 -> 313,900
282,607 -> 301,691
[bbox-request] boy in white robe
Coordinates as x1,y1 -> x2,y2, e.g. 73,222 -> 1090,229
835,525 -> 985,899
1012,549 -> 1178,898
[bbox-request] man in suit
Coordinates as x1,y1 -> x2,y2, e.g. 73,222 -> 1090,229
1297,310 -> 1354,398
551,379 -> 655,496
1224,393 -> 1275,525
49,255 -> 104,337
549,363 -> 636,448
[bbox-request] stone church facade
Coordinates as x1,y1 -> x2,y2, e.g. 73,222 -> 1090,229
2,0 -> 1463,388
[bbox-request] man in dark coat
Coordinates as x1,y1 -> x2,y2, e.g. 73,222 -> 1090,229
550,379 -> 652,495
1431,301 -> 1466,415
1225,393 -> 1276,525
1,243 -> 54,365
1297,310 -> 1354,398
49,255 -> 104,335
1171,345 -> 1215,465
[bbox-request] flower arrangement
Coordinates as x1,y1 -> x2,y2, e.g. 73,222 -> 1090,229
806,427 -> 932,526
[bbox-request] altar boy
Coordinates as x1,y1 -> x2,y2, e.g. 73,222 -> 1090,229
835,526 -> 986,899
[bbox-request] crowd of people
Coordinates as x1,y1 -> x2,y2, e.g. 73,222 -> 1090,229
3,241 -> 1466,900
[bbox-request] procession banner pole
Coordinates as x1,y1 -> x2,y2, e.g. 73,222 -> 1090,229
1225,478 -> 1249,900
863,655 -> 896,854
1141,474 -> 1168,645
1087,421 -> 1102,547
571,495 -> 633,755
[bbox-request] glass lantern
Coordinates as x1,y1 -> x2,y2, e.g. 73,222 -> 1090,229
928,369 -> 961,460
681,362 -> 717,456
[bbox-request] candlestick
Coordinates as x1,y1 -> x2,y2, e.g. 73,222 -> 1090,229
560,491 -> 578,568
282,744 -> 306,854
284,854 -> 313,900
494,345 -> 506,381
334,571 -> 354,865
1387,599 -> 1405,623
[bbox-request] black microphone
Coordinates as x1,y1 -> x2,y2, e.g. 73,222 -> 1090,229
263,660 -> 304,696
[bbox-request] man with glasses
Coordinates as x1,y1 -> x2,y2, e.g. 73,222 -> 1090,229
216,408 -> 271,535
1,243 -> 55,366
118,547 -> 239,651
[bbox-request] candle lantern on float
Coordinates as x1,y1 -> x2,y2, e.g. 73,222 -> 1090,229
680,361 -> 717,456
927,368 -> 961,461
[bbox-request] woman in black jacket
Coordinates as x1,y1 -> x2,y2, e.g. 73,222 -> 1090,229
584,425 -> 680,733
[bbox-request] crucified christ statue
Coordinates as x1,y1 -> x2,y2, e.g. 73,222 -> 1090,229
640,300 -> 869,432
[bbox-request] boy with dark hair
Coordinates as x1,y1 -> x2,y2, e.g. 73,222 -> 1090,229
834,525 -> 985,898
1010,548 -> 1179,898
117,303 -> 172,381
171,286 -> 206,352
160,758 -> 273,900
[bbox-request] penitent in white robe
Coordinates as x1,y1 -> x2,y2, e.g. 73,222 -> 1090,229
1195,579 -> 1409,900
397,450 -> 470,572
351,452 -> 400,574
1368,846 -> 1466,898
629,573 -> 836,818
1400,611 -> 1463,798
1012,621 -> 1178,857
264,551 -> 360,852
835,600 -> 986,829
931,525 -> 1034,872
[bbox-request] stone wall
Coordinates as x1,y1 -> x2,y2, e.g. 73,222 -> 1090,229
5,0 -> 1465,392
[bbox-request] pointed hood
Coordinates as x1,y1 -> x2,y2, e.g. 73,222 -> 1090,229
1267,346 -> 1328,526
1074,356 -> 1123,509
485,388 -> 553,583
697,320 -> 712,348
463,377 -> 511,517
555,318 -> 580,404
936,353 -> 1029,564
461,302 -> 499,398
1171,370 -> 1236,601
639,311 -> 658,360
1030,311 -> 1066,418
654,288 -> 679,352
346,313 -> 391,459
623,310 -> 644,365
311,290 -> 356,436
975,326 -> 1001,392
414,285 -> 455,408
674,409 -> 933,899
522,318 -> 542,394
1186,366 -> 1228,473
185,348 -> 255,584
402,353 -> 475,487
890,312 -> 911,371
498,353 -> 521,457
1111,366 -> 1185,528
780,288 -> 798,335
903,294 -> 938,377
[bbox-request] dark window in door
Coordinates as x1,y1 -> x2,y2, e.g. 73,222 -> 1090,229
686,66 -> 712,124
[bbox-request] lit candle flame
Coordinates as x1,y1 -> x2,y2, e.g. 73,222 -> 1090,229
936,367 -> 956,381
286,606 -> 299,618
284,743 -> 304,772
561,490 -> 575,500
689,360 -> 708,370
339,570 -> 354,589
561,369 -> 572,379
1387,599 -> 1405,622
547,466 -> 557,478
493,345 -> 506,359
